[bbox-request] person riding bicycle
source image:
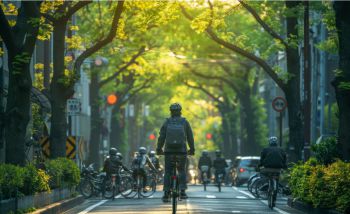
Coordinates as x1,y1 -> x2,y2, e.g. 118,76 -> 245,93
213,150 -> 228,186
103,148 -> 129,176
258,136 -> 287,206
131,147 -> 157,192
198,150 -> 212,183
156,103 -> 195,202
149,150 -> 161,171
102,148 -> 130,192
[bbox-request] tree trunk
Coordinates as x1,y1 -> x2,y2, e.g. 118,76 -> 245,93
89,69 -> 102,165
218,104 -> 232,159
110,104 -> 123,150
50,21 -> 68,158
228,106 -> 238,158
285,1 -> 304,162
239,93 -> 260,156
333,2 -> 350,161
5,50 -> 32,165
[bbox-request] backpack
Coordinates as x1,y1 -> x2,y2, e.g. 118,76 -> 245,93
165,117 -> 186,149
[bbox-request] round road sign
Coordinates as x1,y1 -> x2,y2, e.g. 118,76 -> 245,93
272,96 -> 287,112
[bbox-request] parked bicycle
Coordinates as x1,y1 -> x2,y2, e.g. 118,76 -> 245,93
79,164 -> 105,198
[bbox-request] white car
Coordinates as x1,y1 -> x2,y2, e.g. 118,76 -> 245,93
231,156 -> 260,186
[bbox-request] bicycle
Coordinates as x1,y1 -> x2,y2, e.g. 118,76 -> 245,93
170,155 -> 181,214
104,169 -> 134,199
259,168 -> 281,209
200,165 -> 209,191
133,170 -> 157,198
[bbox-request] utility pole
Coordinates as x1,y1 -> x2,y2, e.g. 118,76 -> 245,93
303,1 -> 311,161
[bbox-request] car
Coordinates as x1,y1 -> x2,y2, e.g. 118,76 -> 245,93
231,156 -> 260,186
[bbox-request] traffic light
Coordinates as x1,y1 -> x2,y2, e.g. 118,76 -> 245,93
107,94 -> 118,105
206,133 -> 212,140
149,134 -> 156,140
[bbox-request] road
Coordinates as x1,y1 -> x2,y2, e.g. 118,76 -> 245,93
65,185 -> 305,214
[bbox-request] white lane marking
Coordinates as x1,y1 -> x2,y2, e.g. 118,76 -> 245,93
114,194 -> 122,199
78,200 -> 107,214
235,196 -> 247,199
206,195 -> 216,198
232,187 -> 291,214
260,200 -> 290,214
232,211 -> 241,213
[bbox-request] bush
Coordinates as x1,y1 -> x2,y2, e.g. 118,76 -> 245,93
0,164 -> 25,199
288,159 -> 350,213
311,136 -> 340,165
21,164 -> 50,195
45,158 -> 80,189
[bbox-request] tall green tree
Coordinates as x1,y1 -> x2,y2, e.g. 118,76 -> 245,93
0,1 -> 42,165
333,2 -> 350,161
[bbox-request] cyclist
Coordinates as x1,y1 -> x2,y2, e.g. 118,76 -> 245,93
258,136 -> 287,207
157,103 -> 195,202
103,148 -> 129,176
103,148 -> 130,192
149,150 -> 161,171
213,150 -> 228,186
131,147 -> 157,192
198,150 -> 212,183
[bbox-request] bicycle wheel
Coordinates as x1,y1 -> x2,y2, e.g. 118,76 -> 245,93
79,179 -> 93,198
268,190 -> 273,209
172,177 -> 179,214
140,175 -> 156,198
103,179 -> 115,199
255,178 -> 269,199
120,176 -> 136,198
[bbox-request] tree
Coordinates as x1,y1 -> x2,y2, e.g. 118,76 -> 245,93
333,2 -> 350,161
0,1 -> 42,165
180,1 -> 304,161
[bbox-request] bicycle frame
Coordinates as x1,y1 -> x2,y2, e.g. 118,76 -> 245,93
268,174 -> 279,209
170,156 -> 180,214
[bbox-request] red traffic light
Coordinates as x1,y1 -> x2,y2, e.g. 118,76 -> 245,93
206,133 -> 212,140
149,134 -> 156,140
107,94 -> 117,105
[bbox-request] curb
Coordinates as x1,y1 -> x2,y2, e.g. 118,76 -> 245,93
287,197 -> 343,214
30,195 -> 84,214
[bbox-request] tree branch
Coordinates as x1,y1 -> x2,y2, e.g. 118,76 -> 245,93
73,0 -> 124,82
238,0 -> 289,48
66,1 -> 92,18
180,5 -> 286,90
98,46 -> 146,88
183,80 -> 222,104
0,7 -> 15,50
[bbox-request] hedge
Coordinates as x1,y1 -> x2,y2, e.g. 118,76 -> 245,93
0,158 -> 80,200
289,158 -> 350,213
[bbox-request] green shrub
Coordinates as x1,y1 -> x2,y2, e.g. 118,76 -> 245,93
0,164 -> 25,199
311,136 -> 340,165
288,159 -> 350,213
21,164 -> 50,195
45,158 -> 80,189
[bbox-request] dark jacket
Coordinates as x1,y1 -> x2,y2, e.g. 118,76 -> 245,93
157,116 -> 195,154
198,156 -> 212,169
150,156 -> 160,169
259,146 -> 287,169
213,157 -> 228,170
103,155 -> 128,175
131,154 -> 156,171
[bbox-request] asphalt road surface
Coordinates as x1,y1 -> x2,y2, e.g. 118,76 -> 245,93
65,185 -> 305,214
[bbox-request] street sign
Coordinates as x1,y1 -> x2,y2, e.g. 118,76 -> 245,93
67,98 -> 81,116
39,136 -> 77,159
272,96 -> 287,112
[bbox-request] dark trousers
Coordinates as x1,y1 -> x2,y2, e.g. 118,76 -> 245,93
133,169 -> 147,188
163,154 -> 187,191
215,169 -> 226,183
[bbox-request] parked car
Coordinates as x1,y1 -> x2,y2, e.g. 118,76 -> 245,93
231,156 -> 260,186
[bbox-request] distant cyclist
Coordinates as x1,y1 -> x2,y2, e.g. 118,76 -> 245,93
131,147 -> 157,192
149,150 -> 161,171
258,136 -> 287,206
198,150 -> 212,183
213,150 -> 228,185
157,103 -> 195,202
